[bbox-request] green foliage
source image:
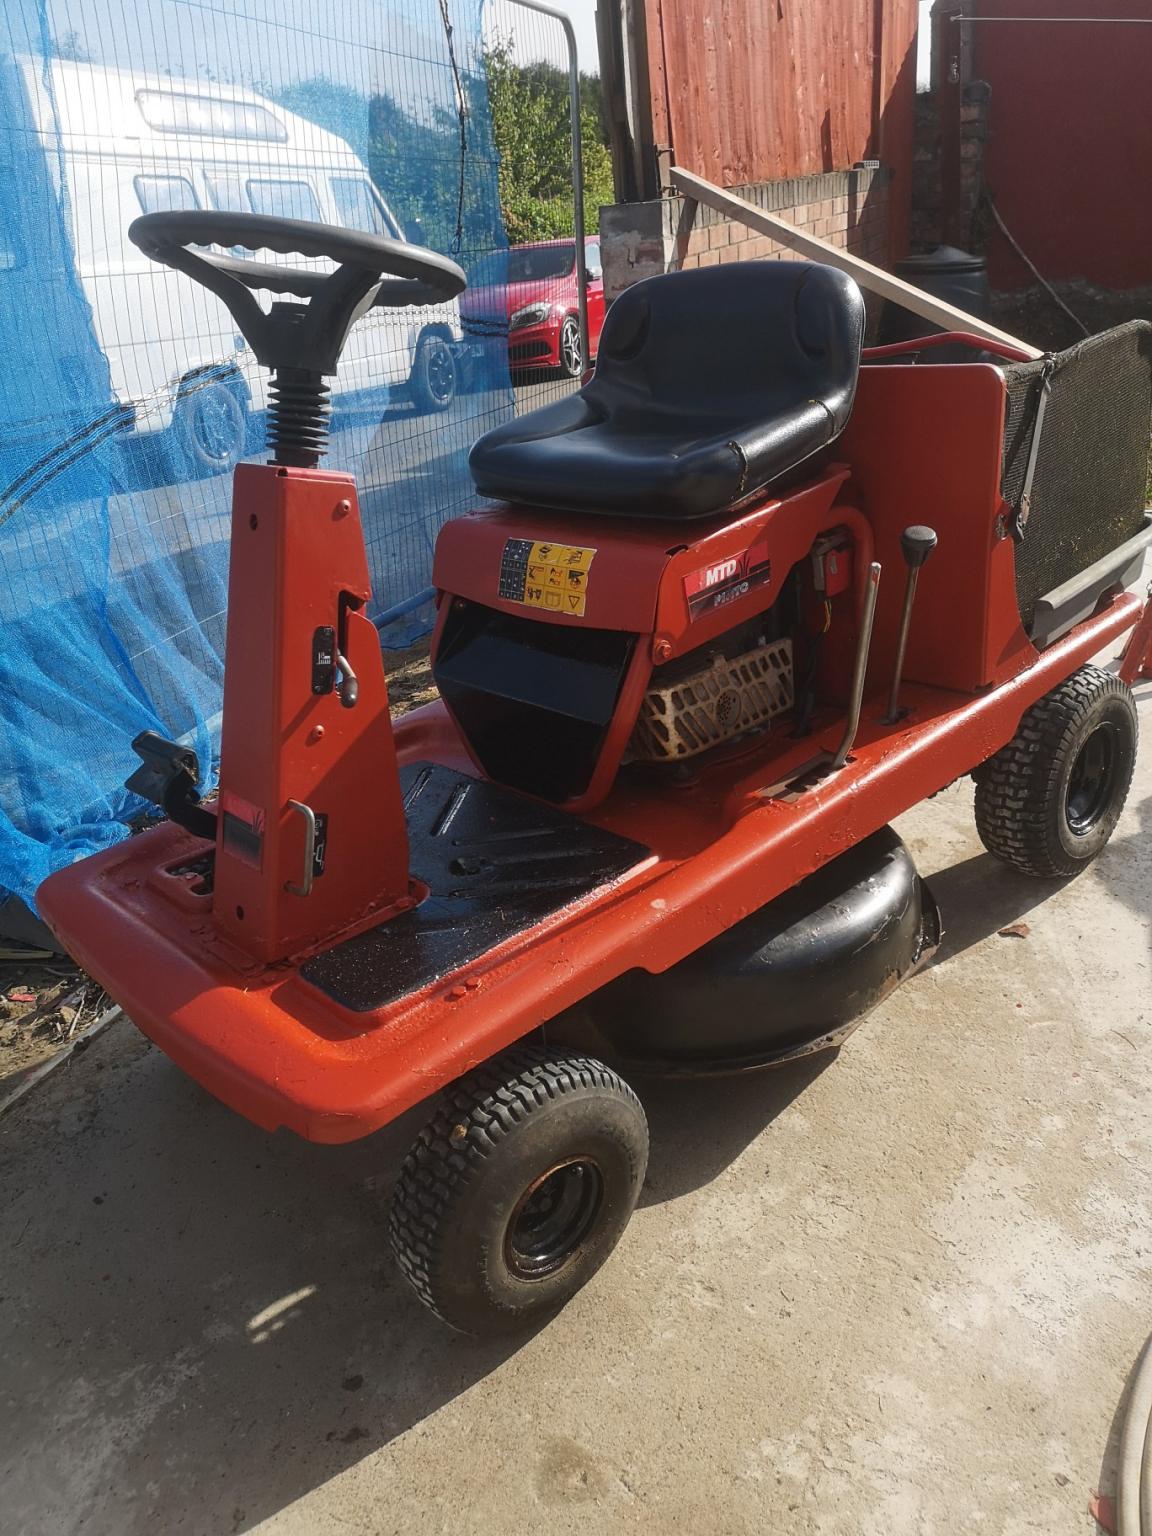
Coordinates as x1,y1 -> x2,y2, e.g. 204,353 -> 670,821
271,45 -> 614,257
272,73 -> 497,256
484,43 -> 613,244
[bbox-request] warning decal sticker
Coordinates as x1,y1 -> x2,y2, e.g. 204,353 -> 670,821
683,537 -> 772,619
498,538 -> 597,617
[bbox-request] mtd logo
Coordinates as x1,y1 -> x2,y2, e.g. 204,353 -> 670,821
683,537 -> 772,619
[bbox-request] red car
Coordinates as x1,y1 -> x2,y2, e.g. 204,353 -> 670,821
464,237 -> 605,377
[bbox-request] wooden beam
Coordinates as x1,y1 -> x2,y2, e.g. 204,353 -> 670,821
670,166 -> 1044,360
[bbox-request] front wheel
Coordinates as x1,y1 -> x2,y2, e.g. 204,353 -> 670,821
558,313 -> 583,377
974,664 -> 1138,878
389,1047 -> 648,1334
409,331 -> 457,413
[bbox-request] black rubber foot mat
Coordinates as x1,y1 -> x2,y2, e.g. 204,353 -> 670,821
300,763 -> 649,1013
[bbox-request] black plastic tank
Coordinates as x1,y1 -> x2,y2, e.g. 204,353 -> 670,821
876,244 -> 990,349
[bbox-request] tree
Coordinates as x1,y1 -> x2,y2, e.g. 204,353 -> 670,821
271,45 -> 614,258
484,42 -> 614,243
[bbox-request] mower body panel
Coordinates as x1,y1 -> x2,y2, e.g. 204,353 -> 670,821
839,360 -> 1028,694
431,467 -> 866,809
432,467 -> 850,657
212,464 -> 411,963
38,587 -> 1142,1143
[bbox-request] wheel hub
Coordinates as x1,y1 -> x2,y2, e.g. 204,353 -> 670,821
505,1157 -> 604,1279
426,343 -> 454,404
197,391 -> 238,461
561,319 -> 582,375
1066,722 -> 1116,835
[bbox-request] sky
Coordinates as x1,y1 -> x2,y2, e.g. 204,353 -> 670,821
543,0 -> 933,86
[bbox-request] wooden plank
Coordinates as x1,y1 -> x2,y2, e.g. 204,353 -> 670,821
670,166 -> 1045,360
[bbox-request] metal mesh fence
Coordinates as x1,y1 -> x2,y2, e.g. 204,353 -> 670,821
0,0 -> 513,907
483,0 -> 602,414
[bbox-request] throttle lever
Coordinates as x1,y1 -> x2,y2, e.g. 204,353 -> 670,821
883,525 -> 938,725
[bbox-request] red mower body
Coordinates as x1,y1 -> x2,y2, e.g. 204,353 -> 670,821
38,344 -> 1152,1143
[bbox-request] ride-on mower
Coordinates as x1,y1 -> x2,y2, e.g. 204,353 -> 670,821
40,211 -> 1152,1334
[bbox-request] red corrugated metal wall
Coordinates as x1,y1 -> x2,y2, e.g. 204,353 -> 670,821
641,0 -> 920,254
974,0 -> 1152,292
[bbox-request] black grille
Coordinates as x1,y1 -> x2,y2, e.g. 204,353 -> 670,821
1002,321 -> 1152,626
510,339 -> 551,363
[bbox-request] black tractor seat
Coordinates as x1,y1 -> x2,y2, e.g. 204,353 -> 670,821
469,260 -> 865,520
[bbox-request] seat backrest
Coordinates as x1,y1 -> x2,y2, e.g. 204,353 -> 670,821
584,260 -> 864,427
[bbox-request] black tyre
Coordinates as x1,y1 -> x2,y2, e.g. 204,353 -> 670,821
974,664 -> 1138,878
389,1046 -> 648,1335
171,376 -> 248,477
409,331 -> 457,413
558,313 -> 583,377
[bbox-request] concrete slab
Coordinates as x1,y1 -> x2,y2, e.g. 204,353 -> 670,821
2,681 -> 1149,1536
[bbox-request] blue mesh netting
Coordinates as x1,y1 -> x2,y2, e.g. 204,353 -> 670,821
0,0 -> 513,910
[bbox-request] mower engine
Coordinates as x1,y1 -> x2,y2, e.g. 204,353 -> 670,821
430,468 -> 859,810
627,616 -> 794,767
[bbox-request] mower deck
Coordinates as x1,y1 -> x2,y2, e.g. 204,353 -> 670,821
40,590 -> 1142,1142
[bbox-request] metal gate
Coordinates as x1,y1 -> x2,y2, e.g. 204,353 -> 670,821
484,0 -> 599,412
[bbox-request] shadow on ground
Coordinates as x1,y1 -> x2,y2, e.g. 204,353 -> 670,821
636,1054 -> 834,1208
0,1024 -> 837,1533
3,803 -> 1143,1534
0,1041 -> 524,1534
919,850 -> 1068,970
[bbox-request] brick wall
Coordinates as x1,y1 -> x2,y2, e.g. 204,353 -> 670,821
600,168 -> 891,307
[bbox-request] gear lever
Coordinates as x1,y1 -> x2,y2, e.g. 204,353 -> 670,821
883,525 -> 938,724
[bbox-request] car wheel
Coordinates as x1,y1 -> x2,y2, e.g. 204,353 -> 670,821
171,376 -> 247,478
558,314 -> 583,378
410,332 -> 457,414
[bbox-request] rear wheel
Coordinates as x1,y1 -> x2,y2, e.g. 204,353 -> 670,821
409,331 -> 456,413
389,1046 -> 648,1334
974,664 -> 1137,878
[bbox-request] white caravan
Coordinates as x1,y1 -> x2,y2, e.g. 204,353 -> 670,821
15,58 -> 465,472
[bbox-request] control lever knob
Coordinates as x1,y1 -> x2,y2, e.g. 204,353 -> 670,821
900,525 -> 938,570
884,526 -> 939,725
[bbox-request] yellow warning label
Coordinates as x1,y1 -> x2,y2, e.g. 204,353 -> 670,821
499,538 -> 597,618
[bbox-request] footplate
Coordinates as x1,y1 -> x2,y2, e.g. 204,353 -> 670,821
300,763 -> 650,1011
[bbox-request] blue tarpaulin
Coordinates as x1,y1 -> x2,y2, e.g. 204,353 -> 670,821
0,0 -> 512,909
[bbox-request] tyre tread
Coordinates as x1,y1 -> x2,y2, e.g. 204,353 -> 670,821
974,664 -> 1137,878
389,1046 -> 642,1326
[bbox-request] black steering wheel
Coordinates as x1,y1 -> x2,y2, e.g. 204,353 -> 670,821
128,210 -> 468,376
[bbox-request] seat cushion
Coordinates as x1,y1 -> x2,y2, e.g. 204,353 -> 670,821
470,261 -> 865,520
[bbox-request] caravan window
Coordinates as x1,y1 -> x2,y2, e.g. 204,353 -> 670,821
246,179 -> 323,223
204,174 -> 246,212
331,177 -> 401,239
135,175 -> 201,214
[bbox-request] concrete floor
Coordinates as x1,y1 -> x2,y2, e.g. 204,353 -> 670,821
1,678 -> 1150,1536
